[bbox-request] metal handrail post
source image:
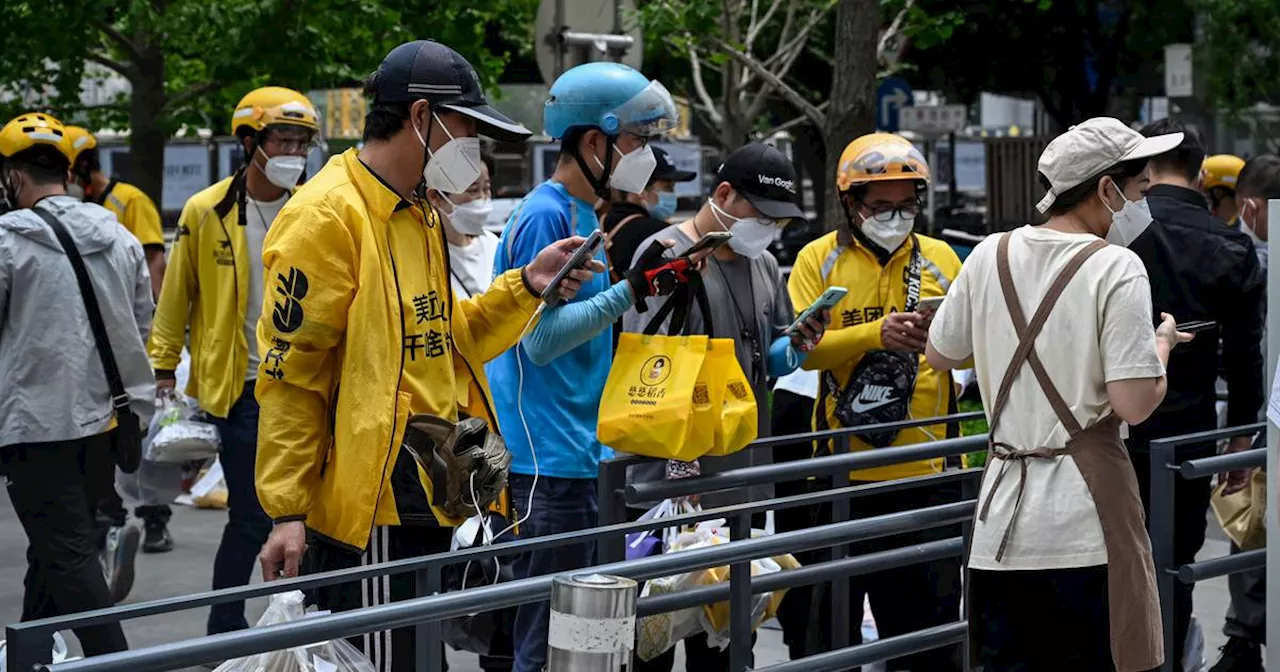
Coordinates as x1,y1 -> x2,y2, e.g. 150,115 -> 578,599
958,461 -> 981,672
413,563 -> 445,672
830,435 -> 852,653
6,622 -> 52,672
1148,439 -> 1177,672
728,512 -> 753,671
596,457 -> 630,564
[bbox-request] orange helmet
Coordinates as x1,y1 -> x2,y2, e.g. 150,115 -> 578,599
836,132 -> 929,192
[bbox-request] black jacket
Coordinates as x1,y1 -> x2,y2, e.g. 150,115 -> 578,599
602,202 -> 668,280
1127,184 -> 1265,451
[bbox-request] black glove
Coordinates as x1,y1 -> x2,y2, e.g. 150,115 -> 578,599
627,240 -> 698,313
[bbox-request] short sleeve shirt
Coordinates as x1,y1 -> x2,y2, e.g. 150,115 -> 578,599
929,226 -> 1165,570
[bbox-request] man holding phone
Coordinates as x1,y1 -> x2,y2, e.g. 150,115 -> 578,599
619,141 -> 826,670
1125,120 -> 1265,672
786,132 -> 963,669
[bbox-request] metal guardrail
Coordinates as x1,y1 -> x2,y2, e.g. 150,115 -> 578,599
8,413 -> 979,672
1148,423 -> 1268,672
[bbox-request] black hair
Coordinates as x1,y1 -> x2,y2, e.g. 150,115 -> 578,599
1139,118 -> 1205,184
1039,158 -> 1147,217
362,72 -> 412,143
558,126 -> 590,162
8,145 -> 69,185
1237,154 -> 1280,200
72,146 -> 101,183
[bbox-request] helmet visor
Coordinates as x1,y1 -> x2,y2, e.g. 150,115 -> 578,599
613,80 -> 678,138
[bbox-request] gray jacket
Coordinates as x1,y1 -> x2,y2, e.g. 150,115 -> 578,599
0,196 -> 156,447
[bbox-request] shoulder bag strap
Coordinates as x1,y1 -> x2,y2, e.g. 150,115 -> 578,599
33,206 -> 130,412
903,234 -> 924,313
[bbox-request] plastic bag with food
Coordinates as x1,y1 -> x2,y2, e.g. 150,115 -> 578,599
212,592 -> 375,672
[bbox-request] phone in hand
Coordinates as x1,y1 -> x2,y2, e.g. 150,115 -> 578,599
542,230 -> 605,307
1175,320 -> 1217,333
684,231 -> 733,256
789,286 -> 848,335
916,296 -> 945,314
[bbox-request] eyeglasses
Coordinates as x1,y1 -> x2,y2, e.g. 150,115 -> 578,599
862,202 -> 919,222
264,132 -> 317,155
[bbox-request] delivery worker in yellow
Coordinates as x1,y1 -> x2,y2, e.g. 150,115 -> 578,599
64,126 -> 166,299
149,85 -> 319,637
1202,154 -> 1246,225
253,40 -> 601,672
787,132 -> 963,669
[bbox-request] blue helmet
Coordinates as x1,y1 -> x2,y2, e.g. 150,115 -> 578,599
544,63 -> 678,140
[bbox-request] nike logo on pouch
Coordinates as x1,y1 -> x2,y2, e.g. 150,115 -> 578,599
849,385 -> 897,414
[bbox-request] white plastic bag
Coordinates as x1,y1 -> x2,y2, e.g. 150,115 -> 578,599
212,592 -> 375,672
0,633 -> 77,672
146,396 -> 220,463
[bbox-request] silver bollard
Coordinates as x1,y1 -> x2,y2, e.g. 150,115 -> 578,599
547,573 -> 637,671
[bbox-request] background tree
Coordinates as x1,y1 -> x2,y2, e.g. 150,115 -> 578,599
1193,0 -> 1280,149
0,0 -> 535,206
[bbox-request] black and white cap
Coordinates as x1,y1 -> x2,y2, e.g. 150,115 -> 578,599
716,142 -> 806,221
369,40 -> 532,142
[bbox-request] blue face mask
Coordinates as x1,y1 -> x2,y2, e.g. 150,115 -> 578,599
648,191 -> 677,221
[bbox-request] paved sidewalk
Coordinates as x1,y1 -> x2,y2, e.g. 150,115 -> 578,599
0,494 -> 1233,671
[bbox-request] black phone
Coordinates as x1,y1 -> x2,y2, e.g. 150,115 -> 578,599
541,230 -> 605,307
1175,320 -> 1217,333
684,231 -> 733,256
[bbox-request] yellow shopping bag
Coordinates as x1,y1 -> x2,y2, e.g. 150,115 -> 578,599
598,332 -> 709,460
703,343 -> 759,456
686,338 -> 732,455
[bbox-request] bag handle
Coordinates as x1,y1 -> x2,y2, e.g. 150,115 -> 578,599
33,206 -> 130,413
641,275 -> 715,338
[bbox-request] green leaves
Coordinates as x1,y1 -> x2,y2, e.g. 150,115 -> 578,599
1193,0 -> 1280,119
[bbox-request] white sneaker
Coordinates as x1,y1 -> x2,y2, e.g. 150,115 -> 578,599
100,525 -> 140,604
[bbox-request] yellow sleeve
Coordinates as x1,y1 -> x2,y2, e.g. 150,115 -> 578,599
254,202 -> 356,522
124,191 -> 165,248
457,268 -> 541,364
148,201 -> 199,372
788,242 -> 882,372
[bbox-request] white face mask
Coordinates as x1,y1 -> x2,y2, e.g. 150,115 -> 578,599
443,195 -> 493,237
595,143 -> 656,194
710,198 -> 776,258
416,112 -> 483,195
258,147 -> 306,190
858,211 -> 914,252
1102,183 -> 1153,247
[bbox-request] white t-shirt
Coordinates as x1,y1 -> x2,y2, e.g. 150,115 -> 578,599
244,194 -> 288,381
448,231 -> 500,298
928,226 -> 1165,570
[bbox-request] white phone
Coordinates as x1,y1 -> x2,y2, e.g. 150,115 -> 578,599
789,286 -> 848,335
917,296 -> 945,313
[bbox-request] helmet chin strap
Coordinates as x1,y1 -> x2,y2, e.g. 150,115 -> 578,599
570,135 -> 616,201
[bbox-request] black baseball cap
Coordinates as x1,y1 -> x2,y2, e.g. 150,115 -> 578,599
716,142 -> 805,221
650,147 -> 697,183
369,40 -> 531,143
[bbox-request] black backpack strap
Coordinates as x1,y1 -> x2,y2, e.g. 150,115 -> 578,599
33,206 -> 131,413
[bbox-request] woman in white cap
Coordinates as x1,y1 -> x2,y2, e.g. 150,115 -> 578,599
924,117 -> 1193,671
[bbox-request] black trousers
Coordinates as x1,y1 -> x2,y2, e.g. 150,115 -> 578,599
971,566 -> 1114,671
770,390 -> 820,661
1129,446 -> 1212,672
1,433 -> 128,656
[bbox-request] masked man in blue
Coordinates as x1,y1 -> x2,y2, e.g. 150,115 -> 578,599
488,62 -> 694,671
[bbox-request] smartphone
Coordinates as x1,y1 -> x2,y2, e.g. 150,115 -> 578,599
789,286 -> 849,335
917,296 -> 946,313
684,231 -> 733,256
541,230 -> 605,307
1175,320 -> 1217,333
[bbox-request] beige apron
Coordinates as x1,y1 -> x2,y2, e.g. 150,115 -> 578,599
967,232 -> 1163,672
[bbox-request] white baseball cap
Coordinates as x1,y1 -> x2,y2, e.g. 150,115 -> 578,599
1035,117 -> 1184,213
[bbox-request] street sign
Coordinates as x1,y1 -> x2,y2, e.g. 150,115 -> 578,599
877,77 -> 913,132
899,104 -> 968,135
1164,44 -> 1193,98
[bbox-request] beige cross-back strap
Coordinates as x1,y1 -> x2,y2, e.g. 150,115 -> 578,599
979,231 -> 1108,562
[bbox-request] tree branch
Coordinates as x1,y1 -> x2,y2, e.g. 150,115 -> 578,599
714,37 -> 826,127
764,1 -> 833,70
687,44 -> 724,125
86,52 -> 134,80
757,103 -> 829,138
164,80 -> 224,111
877,0 -> 915,64
92,19 -> 143,61
745,0 -> 786,48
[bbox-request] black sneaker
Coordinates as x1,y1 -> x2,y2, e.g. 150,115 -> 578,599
1208,637 -> 1262,672
142,521 -> 174,554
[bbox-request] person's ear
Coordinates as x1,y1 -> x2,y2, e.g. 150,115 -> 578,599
410,100 -> 432,136
1097,177 -> 1119,211
712,181 -> 733,205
